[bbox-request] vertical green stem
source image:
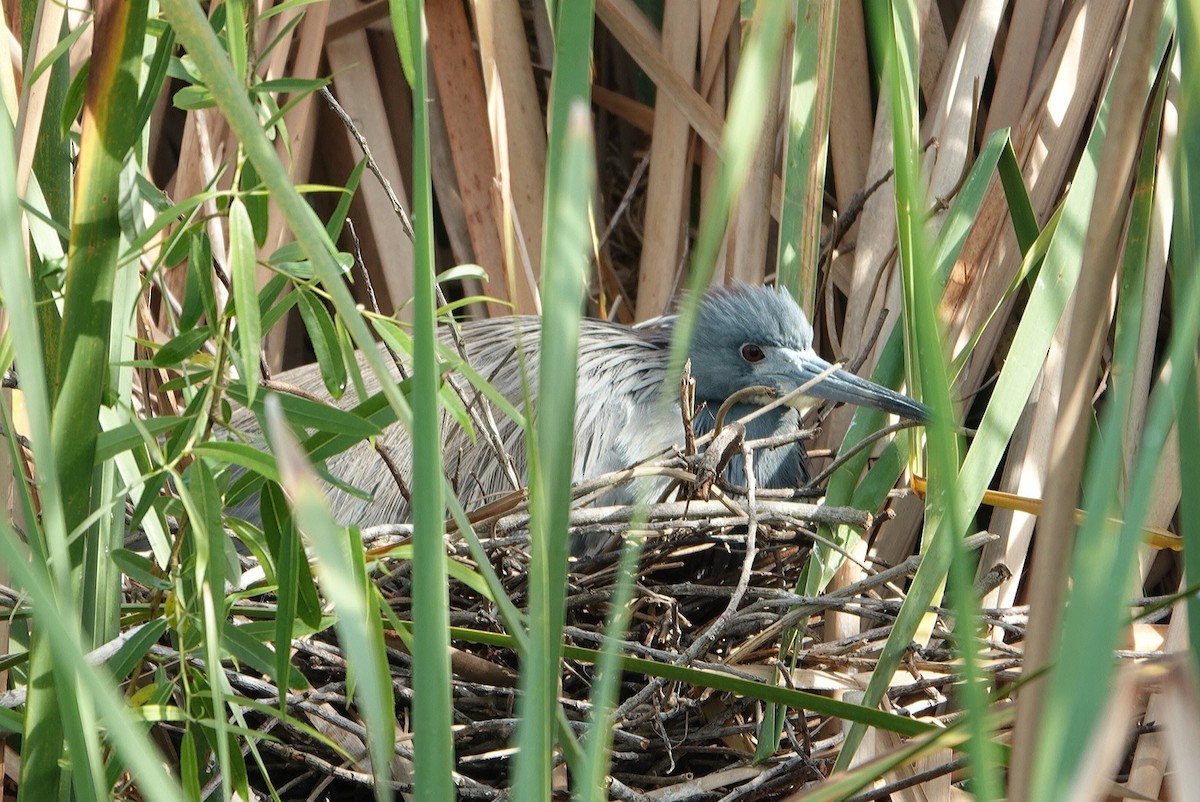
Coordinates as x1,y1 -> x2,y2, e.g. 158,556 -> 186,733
512,3 -> 596,797
396,2 -> 454,800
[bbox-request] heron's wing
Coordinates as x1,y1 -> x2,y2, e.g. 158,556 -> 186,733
232,315 -> 680,527
442,317 -> 678,505
438,317 -> 543,512
572,320 -> 678,482
253,343 -> 421,526
314,317 -> 546,525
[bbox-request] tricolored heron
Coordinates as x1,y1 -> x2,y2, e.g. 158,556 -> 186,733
240,284 -> 925,550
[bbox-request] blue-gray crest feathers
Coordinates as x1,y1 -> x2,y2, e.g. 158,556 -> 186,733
693,284 -> 814,353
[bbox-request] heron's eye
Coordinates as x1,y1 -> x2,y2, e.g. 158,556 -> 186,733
740,344 -> 766,363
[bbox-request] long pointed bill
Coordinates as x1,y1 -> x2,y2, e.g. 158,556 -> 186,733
794,352 -> 929,422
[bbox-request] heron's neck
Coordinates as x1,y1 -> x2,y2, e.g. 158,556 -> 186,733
691,401 -> 808,488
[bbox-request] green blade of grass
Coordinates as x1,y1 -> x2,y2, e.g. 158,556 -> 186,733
1178,0 -> 1200,674
443,623 -> 934,735
389,1 -> 453,799
12,3 -> 152,797
52,0 -> 148,550
265,396 -> 395,799
180,460 -> 234,802
229,197 -> 261,406
575,535 -> 640,801
775,0 -> 838,313
508,1 -> 596,796
512,100 -> 596,802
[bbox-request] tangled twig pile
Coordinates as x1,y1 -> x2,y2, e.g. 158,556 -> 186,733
206,505 -> 1021,800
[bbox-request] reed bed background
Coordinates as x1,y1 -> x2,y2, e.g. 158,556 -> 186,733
0,0 -> 1197,800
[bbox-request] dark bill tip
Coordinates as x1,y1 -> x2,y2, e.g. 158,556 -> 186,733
799,355 -> 929,422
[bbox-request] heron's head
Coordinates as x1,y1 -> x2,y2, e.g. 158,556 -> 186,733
688,285 -> 928,421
